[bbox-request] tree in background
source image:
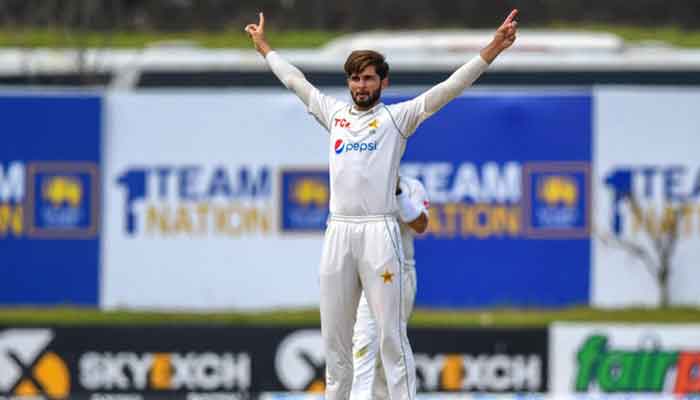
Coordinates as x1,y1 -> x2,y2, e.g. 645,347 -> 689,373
600,193 -> 690,308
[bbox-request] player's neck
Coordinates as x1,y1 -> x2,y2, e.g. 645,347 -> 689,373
352,100 -> 381,112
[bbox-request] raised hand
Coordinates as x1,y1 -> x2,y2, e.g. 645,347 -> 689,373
480,9 -> 519,64
493,9 -> 518,51
245,12 -> 271,56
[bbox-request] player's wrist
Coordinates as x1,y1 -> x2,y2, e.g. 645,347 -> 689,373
480,41 -> 502,64
258,41 -> 272,56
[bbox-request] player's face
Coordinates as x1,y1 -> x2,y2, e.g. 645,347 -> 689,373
348,65 -> 388,110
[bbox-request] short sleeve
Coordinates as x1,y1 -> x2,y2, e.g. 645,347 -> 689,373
385,95 -> 434,138
307,88 -> 346,132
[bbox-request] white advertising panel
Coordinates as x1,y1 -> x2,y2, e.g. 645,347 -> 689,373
550,323 -> 700,394
102,90 -> 346,309
102,87 -> 700,310
593,87 -> 700,307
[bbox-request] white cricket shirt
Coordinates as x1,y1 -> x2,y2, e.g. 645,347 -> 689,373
307,90 -> 431,217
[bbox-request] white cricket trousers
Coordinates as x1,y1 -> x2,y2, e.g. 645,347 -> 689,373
350,266 -> 416,400
320,214 -> 416,400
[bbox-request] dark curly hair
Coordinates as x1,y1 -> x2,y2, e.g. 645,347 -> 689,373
344,50 -> 389,79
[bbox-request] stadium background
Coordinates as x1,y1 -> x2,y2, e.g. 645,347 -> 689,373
1,1 -> 700,399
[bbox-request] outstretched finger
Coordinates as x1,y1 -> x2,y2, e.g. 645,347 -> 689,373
504,9 -> 518,25
259,12 -> 265,30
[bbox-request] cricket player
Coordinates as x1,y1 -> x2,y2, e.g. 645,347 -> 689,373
351,175 -> 429,400
246,10 -> 517,400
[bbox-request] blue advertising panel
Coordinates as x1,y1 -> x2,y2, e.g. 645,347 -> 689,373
0,94 -> 101,305
279,168 -> 330,233
386,93 -> 592,307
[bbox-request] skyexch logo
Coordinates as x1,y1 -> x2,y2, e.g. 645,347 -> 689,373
0,329 -> 70,398
274,329 -> 325,393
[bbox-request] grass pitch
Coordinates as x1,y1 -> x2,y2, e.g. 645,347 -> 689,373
1,25 -> 700,49
0,306 -> 698,327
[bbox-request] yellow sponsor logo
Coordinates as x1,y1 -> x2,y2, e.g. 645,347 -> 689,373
424,203 -> 521,239
538,176 -> 578,207
307,379 -> 325,393
14,351 -> 71,398
145,203 -> 271,236
291,178 -> 329,207
42,176 -> 83,207
150,353 -> 172,390
441,354 -> 464,391
0,329 -> 71,399
0,204 -> 23,237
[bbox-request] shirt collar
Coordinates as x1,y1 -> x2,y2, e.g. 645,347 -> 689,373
350,102 -> 383,115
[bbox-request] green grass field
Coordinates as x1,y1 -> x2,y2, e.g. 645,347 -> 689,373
1,24 -> 700,49
0,29 -> 340,49
1,306 -> 698,327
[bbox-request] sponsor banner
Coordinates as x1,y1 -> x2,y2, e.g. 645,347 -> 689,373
0,326 -> 260,400
102,91 -> 347,310
0,326 -> 546,399
104,90 -> 591,309
269,327 -> 548,394
0,393 -> 248,400
592,87 -> 700,307
550,323 -> 700,394
0,94 -> 101,306
387,93 -> 592,307
409,328 -> 548,392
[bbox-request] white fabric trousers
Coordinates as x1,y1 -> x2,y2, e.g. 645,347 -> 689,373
319,215 -> 416,400
350,267 -> 417,400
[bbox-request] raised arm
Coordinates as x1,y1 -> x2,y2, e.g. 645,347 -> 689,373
245,12 -> 315,106
422,9 -> 519,115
